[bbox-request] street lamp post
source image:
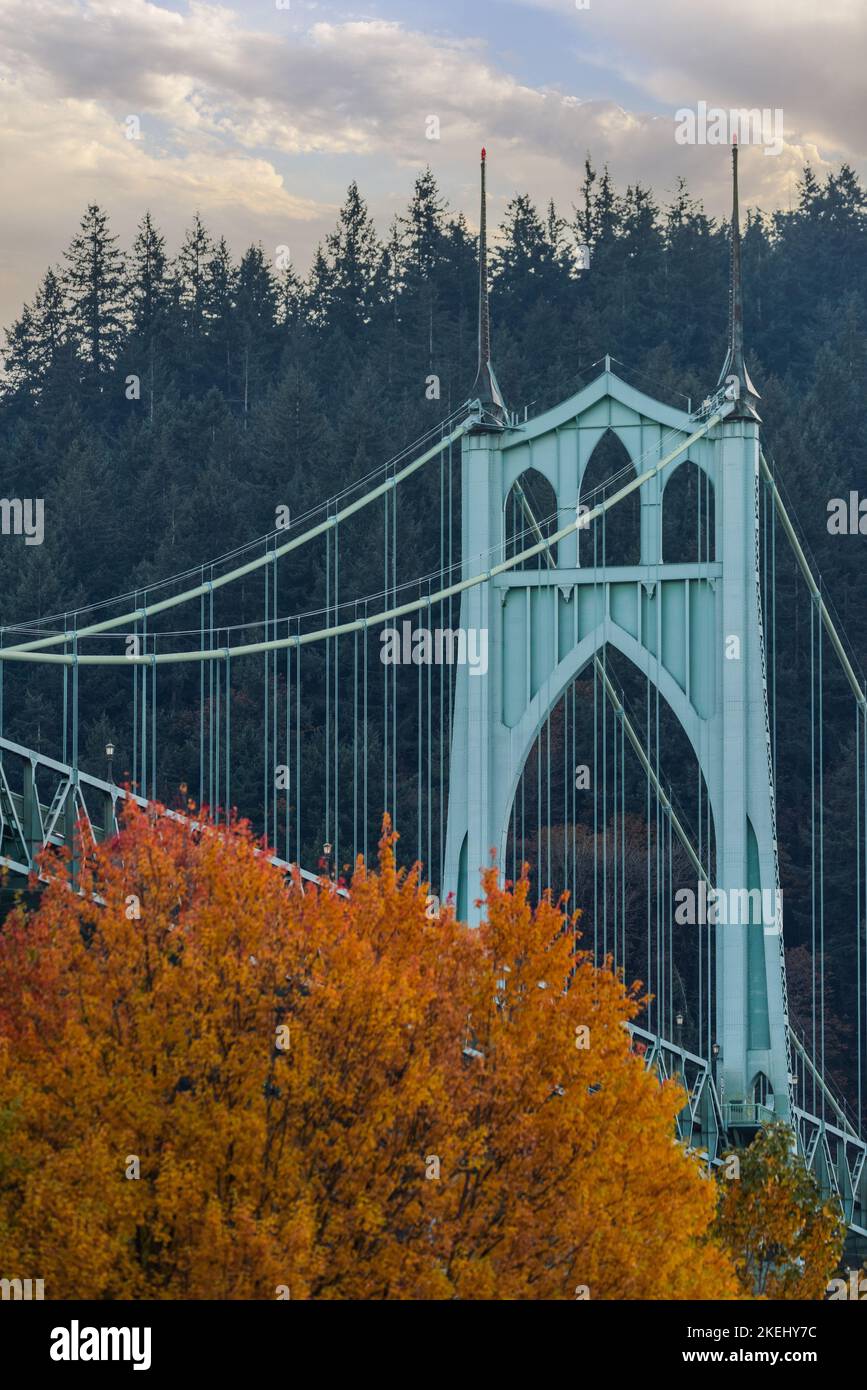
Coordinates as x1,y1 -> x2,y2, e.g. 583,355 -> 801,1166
105,740 -> 115,785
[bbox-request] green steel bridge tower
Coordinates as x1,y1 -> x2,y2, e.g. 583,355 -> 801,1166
445,142 -> 789,1122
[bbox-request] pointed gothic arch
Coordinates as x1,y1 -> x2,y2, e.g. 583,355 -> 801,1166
504,467 -> 559,569
579,429 -> 640,566
662,460 -> 715,563
751,1071 -> 774,1109
503,640 -> 717,1050
499,626 -> 716,868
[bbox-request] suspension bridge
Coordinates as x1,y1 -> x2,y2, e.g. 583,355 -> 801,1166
1,145 -> 866,1254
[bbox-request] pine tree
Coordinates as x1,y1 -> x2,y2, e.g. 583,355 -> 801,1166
3,269 -> 70,400
235,246 -> 276,334
400,168 -> 447,281
63,204 -> 127,374
33,269 -> 67,372
128,215 -> 169,421
128,213 -> 168,335
575,155 -> 596,249
176,213 -> 213,335
797,163 -> 822,216
593,166 -> 621,245
2,303 -> 38,398
325,181 -> 382,332
494,195 -> 552,281
663,179 -> 721,370
235,245 -> 277,419
205,236 -> 235,395
306,244 -> 334,330
275,263 -> 304,333
382,217 -> 405,317
545,199 -> 574,276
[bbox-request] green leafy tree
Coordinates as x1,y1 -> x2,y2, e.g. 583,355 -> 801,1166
713,1122 -> 845,1298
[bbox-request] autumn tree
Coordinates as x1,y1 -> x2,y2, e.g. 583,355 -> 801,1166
712,1121 -> 845,1298
0,806 -> 744,1300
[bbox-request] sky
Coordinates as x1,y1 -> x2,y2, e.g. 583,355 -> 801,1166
0,0 -> 865,330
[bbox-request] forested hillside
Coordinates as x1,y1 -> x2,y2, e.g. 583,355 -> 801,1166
1,157 -> 866,1105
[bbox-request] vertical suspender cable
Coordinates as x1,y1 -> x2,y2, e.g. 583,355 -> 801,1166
141,611 -> 148,804
810,598 -> 817,1116
226,651 -> 232,820
295,632 -> 301,866
427,577 -> 432,881
863,701 -> 867,1132
215,633 -> 221,823
151,645 -> 156,805
353,611 -> 358,868
646,675 -> 652,1032
417,586 -> 423,867
392,477 -> 398,838
208,578 -> 214,812
383,494 -> 388,821
273,558 -> 278,847
858,703 -> 862,1126
264,558 -> 269,841
325,523 -> 330,850
63,636 -> 69,766
363,601 -> 369,865
621,707 -> 626,972
285,624 -> 291,860
198,579 -> 204,809
546,707 -> 551,899
818,586 -> 825,1123
334,521 -> 340,871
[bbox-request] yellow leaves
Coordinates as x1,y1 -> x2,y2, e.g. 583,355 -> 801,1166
0,803 -> 744,1299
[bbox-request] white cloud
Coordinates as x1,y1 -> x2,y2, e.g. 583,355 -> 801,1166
511,0 -> 866,161
0,0 -> 862,329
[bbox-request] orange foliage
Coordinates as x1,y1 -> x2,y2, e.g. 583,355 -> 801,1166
0,806 -> 739,1299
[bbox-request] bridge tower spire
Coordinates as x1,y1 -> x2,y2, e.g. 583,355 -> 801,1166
717,138 -> 760,419
445,142 -> 791,1132
471,147 -> 508,426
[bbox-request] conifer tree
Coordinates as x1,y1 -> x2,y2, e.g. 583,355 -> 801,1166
400,168 -> 447,281
325,181 -> 382,331
275,262 -> 304,333
306,244 -> 334,330
235,245 -> 277,418
128,214 -> 169,420
2,303 -> 38,398
63,204 -> 127,374
176,212 -> 213,335
128,213 -> 168,336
